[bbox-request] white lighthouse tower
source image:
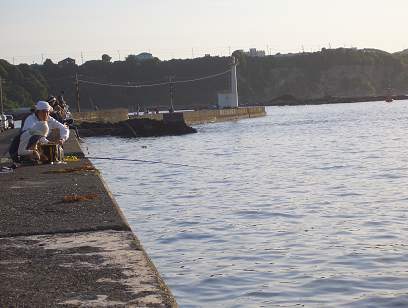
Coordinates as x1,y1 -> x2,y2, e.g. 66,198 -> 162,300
217,56 -> 239,108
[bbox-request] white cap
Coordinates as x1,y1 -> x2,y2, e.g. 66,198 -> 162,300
29,121 -> 49,137
35,101 -> 53,112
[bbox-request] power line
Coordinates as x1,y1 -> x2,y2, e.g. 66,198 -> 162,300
46,75 -> 75,81
77,69 -> 231,89
75,73 -> 81,112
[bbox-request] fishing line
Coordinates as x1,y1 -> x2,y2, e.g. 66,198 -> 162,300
86,156 -> 211,170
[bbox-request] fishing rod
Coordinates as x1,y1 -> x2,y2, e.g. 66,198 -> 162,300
85,156 -> 211,170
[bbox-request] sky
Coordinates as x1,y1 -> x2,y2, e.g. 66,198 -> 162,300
1,0 -> 407,64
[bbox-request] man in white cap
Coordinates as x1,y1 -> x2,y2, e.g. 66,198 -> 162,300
22,100 -> 70,144
18,121 -> 49,161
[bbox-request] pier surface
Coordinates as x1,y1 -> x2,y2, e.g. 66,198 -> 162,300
0,129 -> 177,307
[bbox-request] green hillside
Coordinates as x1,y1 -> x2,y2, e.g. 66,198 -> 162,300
0,60 -> 48,110
1,48 -> 408,111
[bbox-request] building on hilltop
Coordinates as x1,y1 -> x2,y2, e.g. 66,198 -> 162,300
246,48 -> 266,57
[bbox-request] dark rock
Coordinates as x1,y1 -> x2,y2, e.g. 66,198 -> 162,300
78,117 -> 197,138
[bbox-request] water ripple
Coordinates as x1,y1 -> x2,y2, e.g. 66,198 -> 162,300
86,101 -> 408,307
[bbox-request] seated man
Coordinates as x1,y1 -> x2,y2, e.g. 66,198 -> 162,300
47,95 -> 64,123
22,101 -> 70,144
46,95 -> 80,139
18,121 -> 49,162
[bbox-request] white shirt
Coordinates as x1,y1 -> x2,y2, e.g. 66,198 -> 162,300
22,113 -> 70,142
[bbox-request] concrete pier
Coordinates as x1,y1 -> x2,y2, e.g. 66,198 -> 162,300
182,106 -> 266,125
0,130 -> 177,307
72,108 -> 130,124
129,106 -> 266,125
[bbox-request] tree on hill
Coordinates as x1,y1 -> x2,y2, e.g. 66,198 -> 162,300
0,59 -> 48,110
101,54 -> 112,63
125,54 -> 139,63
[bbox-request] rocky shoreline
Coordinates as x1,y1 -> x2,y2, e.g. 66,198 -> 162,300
266,94 -> 408,106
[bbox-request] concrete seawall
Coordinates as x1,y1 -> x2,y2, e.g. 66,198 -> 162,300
72,108 -> 129,123
183,106 -> 266,125
129,106 -> 266,125
0,130 -> 177,307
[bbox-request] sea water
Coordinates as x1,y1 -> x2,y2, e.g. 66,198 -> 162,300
86,101 -> 408,307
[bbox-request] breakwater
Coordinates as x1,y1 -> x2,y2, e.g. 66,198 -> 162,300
72,108 -> 129,123
73,106 -> 265,137
0,130 -> 177,307
129,106 -> 266,125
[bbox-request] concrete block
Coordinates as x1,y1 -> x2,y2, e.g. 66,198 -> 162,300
0,230 -> 176,307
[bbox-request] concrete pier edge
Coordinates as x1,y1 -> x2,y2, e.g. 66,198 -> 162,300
97,166 -> 178,307
0,129 -> 178,307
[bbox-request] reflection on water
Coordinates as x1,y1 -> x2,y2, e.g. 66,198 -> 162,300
86,101 -> 408,307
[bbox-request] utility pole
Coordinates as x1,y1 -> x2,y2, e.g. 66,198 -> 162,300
230,56 -> 239,108
75,73 -> 81,112
169,76 -> 175,112
41,53 -> 44,64
0,76 -> 4,114
117,50 -> 121,61
81,52 -> 84,65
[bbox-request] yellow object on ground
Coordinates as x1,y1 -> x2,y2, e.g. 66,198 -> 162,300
64,155 -> 80,162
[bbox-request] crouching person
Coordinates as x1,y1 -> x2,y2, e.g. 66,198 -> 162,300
22,100 -> 70,145
18,121 -> 49,163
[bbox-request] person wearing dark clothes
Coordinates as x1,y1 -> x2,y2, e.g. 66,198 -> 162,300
47,95 -> 64,123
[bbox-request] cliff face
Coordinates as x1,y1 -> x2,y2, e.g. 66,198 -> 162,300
259,64 -> 387,99
235,49 -> 408,104
1,48 -> 408,110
